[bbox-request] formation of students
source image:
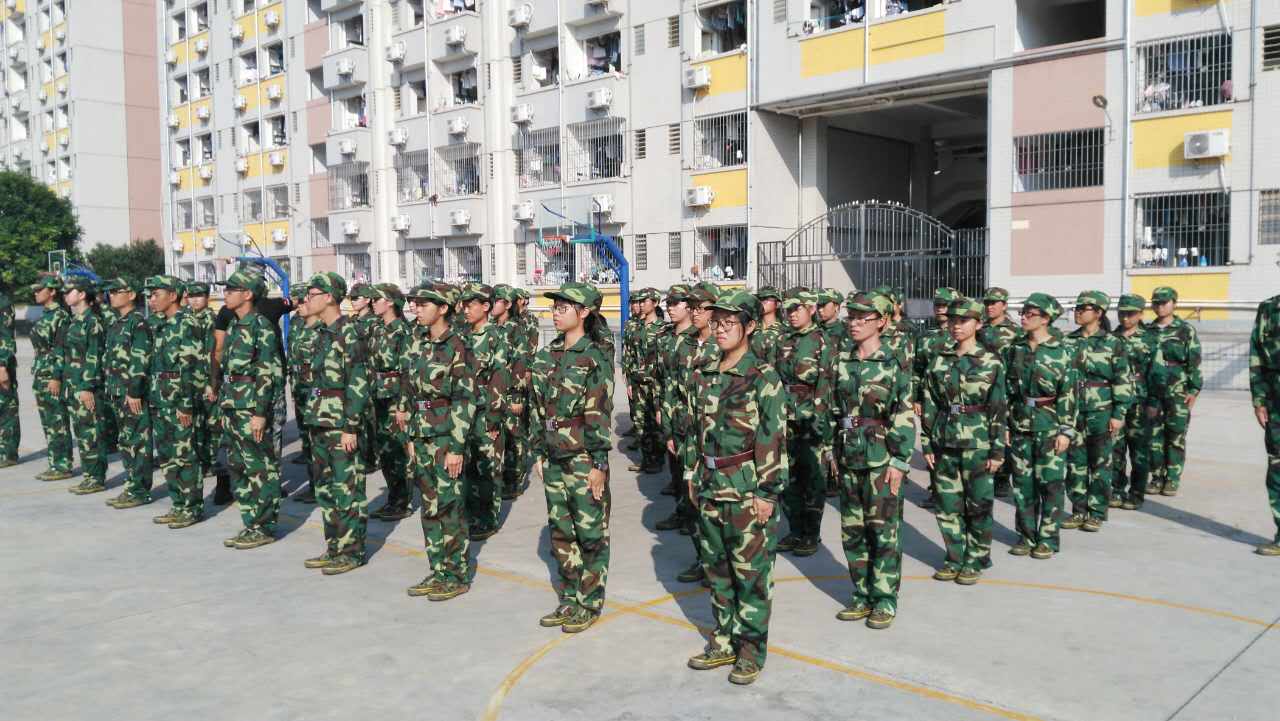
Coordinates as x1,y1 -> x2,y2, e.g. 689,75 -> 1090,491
1,272 -> 1278,688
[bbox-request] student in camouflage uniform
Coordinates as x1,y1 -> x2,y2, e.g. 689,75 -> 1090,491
629,289 -> 666,473
185,283 -> 221,484
817,288 -> 847,351
1250,293 -> 1280,556
61,276 -> 108,496
530,283 -> 615,634
655,284 -> 695,523
1004,293 -> 1076,558
30,275 -> 74,481
367,283 -> 414,521
775,286 -> 835,557
914,287 -> 958,508
1144,286 -> 1202,497
286,284 -> 320,502
831,291 -> 915,629
621,297 -> 643,439
1111,293 -> 1156,510
978,287 -> 1021,498
684,289 -> 787,685
921,297 -> 1007,584
460,282 -> 512,540
1062,291 -> 1133,532
100,278 -> 154,509
874,285 -> 916,374
399,283 -> 478,601
93,282 -> 120,458
348,283 -> 379,473
514,287 -> 541,477
302,272 -> 370,573
751,286 -> 784,368
0,285 -> 17,467
493,284 -> 532,500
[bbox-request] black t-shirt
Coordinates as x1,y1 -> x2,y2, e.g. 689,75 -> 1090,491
215,297 -> 291,359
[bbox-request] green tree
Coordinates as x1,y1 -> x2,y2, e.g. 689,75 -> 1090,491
86,238 -> 165,286
0,171 -> 82,300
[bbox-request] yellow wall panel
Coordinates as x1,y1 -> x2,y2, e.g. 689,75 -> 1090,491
257,3 -> 284,35
800,28 -> 865,78
870,10 -> 946,65
1130,273 -> 1229,320
43,132 -> 55,153
692,168 -> 748,209
1135,0 -> 1217,17
238,83 -> 262,114
170,40 -> 189,67
236,12 -> 258,43
177,167 -> 194,192
178,231 -> 197,255
173,102 -> 190,130
242,220 -> 290,248
692,52 -> 747,97
189,98 -> 212,128
1132,110 -> 1232,169
260,75 -> 286,107
188,31 -> 210,58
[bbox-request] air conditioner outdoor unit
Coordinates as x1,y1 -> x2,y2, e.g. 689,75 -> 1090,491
55,29 -> 65,42
391,214 -> 411,232
587,0 -> 609,6
233,95 -> 248,110
268,151 -> 284,166
194,38 -> 209,54
199,164 -> 214,179
266,84 -> 282,100
4,0 -> 16,10
202,236 -> 216,250
342,220 -> 360,236
165,49 -> 178,64
56,82 -> 67,95
336,58 -> 354,75
450,209 -> 471,226
386,41 -> 406,62
510,103 -> 533,124
196,105 -> 211,119
444,26 -> 466,45
38,89 -> 47,101
169,171 -> 182,185
683,66 -> 711,90
271,228 -> 288,243
508,5 -> 532,27
447,117 -> 469,135
587,88 -> 613,110
513,201 -> 535,221
172,240 -> 184,252
338,139 -> 356,155
45,171 -> 57,183
60,186 -> 72,198
59,134 -> 69,147
1184,129 -> 1229,160
264,10 -> 280,28
388,127 -> 408,145
231,24 -> 244,40
684,186 -> 714,207
168,114 -> 181,128
592,194 -> 614,214
242,69 -> 258,84
235,156 -> 249,173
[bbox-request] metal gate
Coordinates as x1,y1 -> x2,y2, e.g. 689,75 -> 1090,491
756,201 -> 988,300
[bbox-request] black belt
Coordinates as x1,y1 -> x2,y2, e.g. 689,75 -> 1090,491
839,416 -> 885,430
545,417 -> 584,431
703,449 -> 754,471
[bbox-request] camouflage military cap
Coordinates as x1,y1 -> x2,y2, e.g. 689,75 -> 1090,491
406,282 -> 450,306
845,291 -> 893,317
185,281 -> 211,297
62,275 -> 97,293
783,286 -> 818,308
288,283 -> 309,301
983,287 -> 1010,303
755,285 -> 782,302
946,296 -> 984,321
1075,290 -> 1110,311
1151,286 -> 1178,304
694,282 -> 721,302
709,288 -> 763,323
223,269 -> 268,298
144,275 -> 185,293
458,282 -> 494,304
101,277 -> 141,294
871,285 -> 893,299
546,281 -> 603,312
493,284 -> 519,303
1023,292 -> 1063,321
665,284 -> 692,302
307,271 -> 347,302
933,287 -> 959,306
816,288 -> 845,306
892,286 -> 906,306
688,285 -> 718,305
30,274 -> 63,291
638,287 -> 662,302
348,282 -> 370,300
437,283 -> 460,306
1117,293 -> 1146,313
513,287 -> 531,301
373,282 -> 405,307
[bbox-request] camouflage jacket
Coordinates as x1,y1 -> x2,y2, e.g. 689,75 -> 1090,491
303,315 -> 368,433
881,319 -> 916,376
1250,295 -> 1280,409
188,307 -> 217,362
979,316 -> 1021,360
1113,325 -> 1157,401
660,326 -> 720,439
750,320 -> 786,369
495,317 -> 533,400
286,313 -> 317,387
621,316 -> 643,378
921,345 -> 1008,460
913,326 -> 953,405
58,307 -> 104,394
464,321 -> 513,435
353,311 -> 378,345
0,291 -> 14,369
775,323 -> 835,442
630,319 -> 667,383
1146,317 -> 1203,397
151,309 -> 207,413
1066,327 -> 1134,421
30,302 -> 69,384
217,310 -> 280,418
686,350 -> 789,503
103,309 -> 151,400
832,345 -> 915,472
823,318 -> 849,355
368,317 -> 412,400
1005,334 -> 1078,438
397,324 -> 477,455
529,333 -> 614,467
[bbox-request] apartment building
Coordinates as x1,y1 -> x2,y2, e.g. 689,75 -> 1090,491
156,0 -> 1280,322
1,0 -> 162,249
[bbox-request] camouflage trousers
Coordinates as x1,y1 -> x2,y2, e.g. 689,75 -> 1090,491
1145,394 -> 1191,492
101,398 -> 119,455
1112,399 -> 1150,504
1262,405 -> 1280,543
34,384 -> 73,473
194,394 -> 220,474
67,391 -> 106,484
102,394 -> 152,500
1068,411 -> 1116,520
373,397 -> 411,510
500,399 -> 529,494
465,428 -> 504,531
781,423 -> 825,540
1009,433 -> 1066,551
0,366 -> 18,461
543,454 -> 610,612
292,390 -> 313,474
309,427 -> 368,557
698,496 -> 778,668
676,436 -> 704,559
933,448 -> 994,572
838,465 -> 904,615
152,406 -> 200,516
409,436 -> 471,584
632,380 -> 662,463
224,409 -> 282,534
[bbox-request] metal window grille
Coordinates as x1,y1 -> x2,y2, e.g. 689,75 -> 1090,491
1265,26 -> 1280,71
515,127 -> 561,189
398,251 -> 409,283
1260,190 -> 1280,245
453,246 -> 482,282
693,112 -> 747,170
1133,191 -> 1230,268
698,225 -> 747,281
634,25 -> 645,56
414,248 -> 445,283
197,198 -> 215,227
515,242 -> 528,276
243,189 -> 263,221
668,16 -> 680,48
668,231 -> 683,269
311,219 -> 331,249
774,0 -> 787,23
267,185 -> 289,219
634,128 -> 646,160
342,252 -> 373,283
565,118 -> 625,183
328,161 -> 370,210
1135,32 -> 1233,113
1012,128 -> 1105,192
392,86 -> 401,115
635,233 -> 648,270
668,123 -> 681,155
432,143 -> 483,197
513,58 -> 523,86
395,149 -> 431,202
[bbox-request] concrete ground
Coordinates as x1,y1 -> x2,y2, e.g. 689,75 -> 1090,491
2,337 -> 1278,721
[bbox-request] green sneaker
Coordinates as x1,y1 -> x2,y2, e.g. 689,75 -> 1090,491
168,513 -> 202,529
687,648 -> 737,670
539,604 -> 577,627
304,551 -> 337,569
321,554 -> 364,576
1031,543 -> 1054,560
40,469 -> 74,482
0,458 -> 17,469
866,609 -> 895,630
1061,513 -> 1085,530
224,530 -> 252,548
775,534 -> 799,553
1121,499 -> 1140,511
955,568 -> 982,585
676,563 -> 705,583
1145,482 -> 1162,495
561,607 -> 600,634
1008,540 -> 1032,557
70,480 -> 106,495
106,492 -> 131,508
835,601 -> 871,622
233,530 -> 276,550
426,580 -> 471,602
1255,543 -> 1280,557
407,576 -> 443,597
1082,517 -> 1103,532
112,493 -> 150,510
728,658 -> 762,685
1160,486 -> 1178,497
152,511 -> 180,525
932,565 -> 960,582
791,537 -> 819,557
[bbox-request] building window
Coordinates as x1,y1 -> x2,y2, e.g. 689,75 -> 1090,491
454,246 -> 482,282
414,248 -> 445,283
175,138 -> 192,166
806,1 -> 865,33
311,218 -> 331,249
668,16 -> 680,48
265,43 -> 286,76
1012,128 -> 1104,193
697,1 -> 747,56
174,75 -> 189,104
584,31 -> 622,77
1135,32 -> 1232,113
197,197 -> 215,227
1260,190 -> 1280,245
515,127 -> 561,189
195,133 -> 213,162
407,79 -> 428,115
668,231 -> 683,269
566,118 -> 625,183
449,68 -> 479,105
693,112 -> 747,170
243,189 -> 264,222
267,115 -> 287,147
239,51 -> 258,85
337,95 -> 369,130
402,0 -> 426,30
515,242 -> 528,276
634,25 -> 646,56
176,200 -> 193,231
697,225 -> 747,280
339,15 -> 365,49
526,47 -> 559,90
195,68 -> 211,99
171,12 -> 187,43
342,252 -> 373,283
1265,25 -> 1280,72
634,128 -> 647,160
432,143 -> 483,197
241,120 -> 261,152
668,123 -> 681,155
635,233 -> 648,270
1134,191 -> 1230,268
268,185 -> 290,219
191,2 -> 209,33
395,149 -> 431,202
328,161 -> 371,210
